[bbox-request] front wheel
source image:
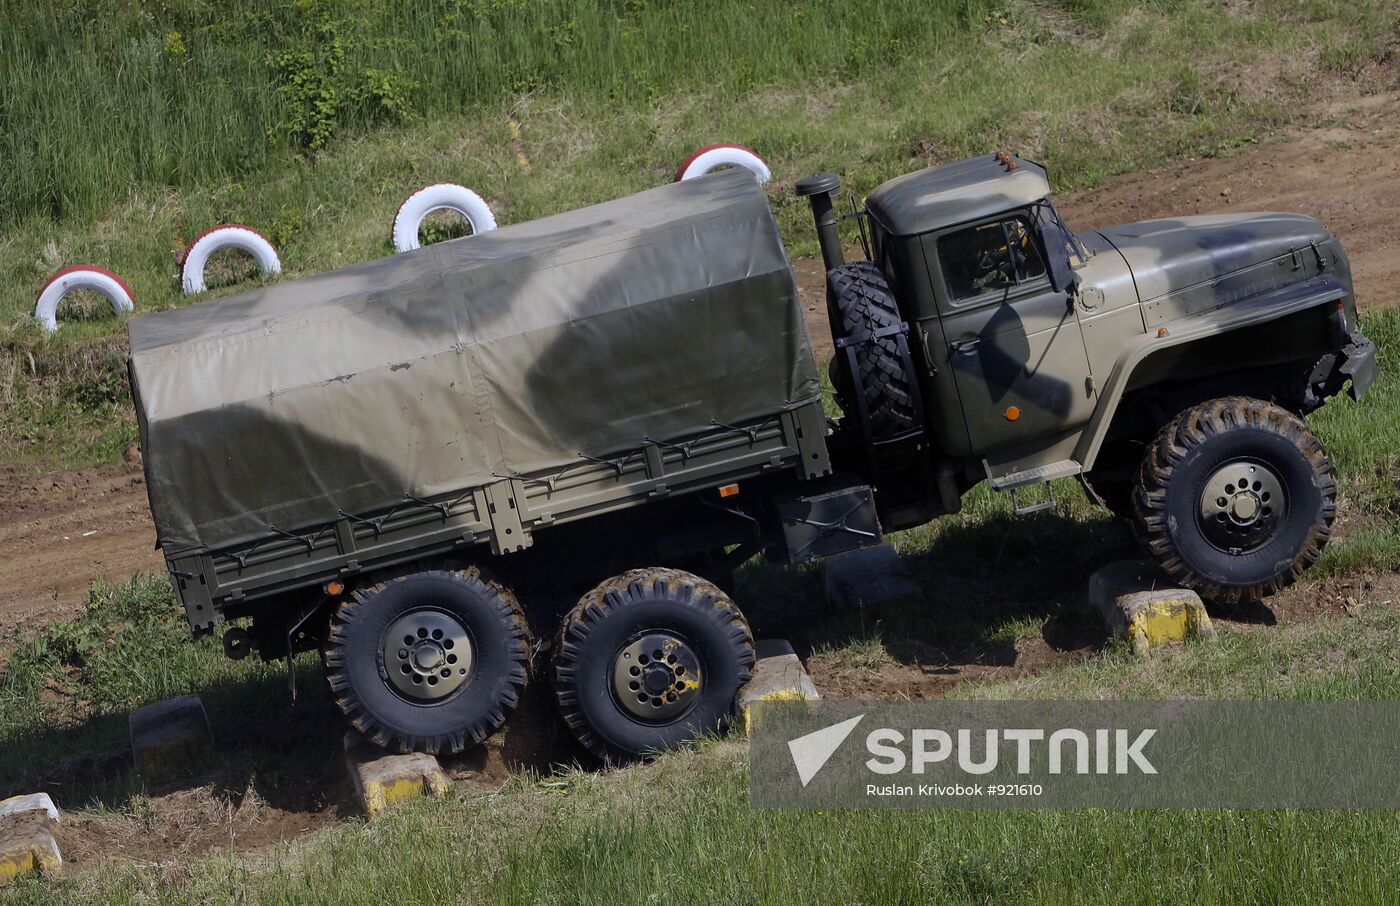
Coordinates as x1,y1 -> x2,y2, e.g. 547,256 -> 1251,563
553,568 -> 755,762
1132,397 -> 1336,603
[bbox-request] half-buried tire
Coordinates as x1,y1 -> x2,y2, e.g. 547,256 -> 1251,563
827,260 -> 918,437
674,143 -> 771,185
392,183 -> 497,253
180,224 -> 282,295
324,568 -> 531,753
34,265 -> 135,333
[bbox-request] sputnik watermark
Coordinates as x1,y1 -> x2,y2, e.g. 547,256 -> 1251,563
750,701 -> 1400,808
864,727 -> 1157,776
787,714 -> 864,786
787,714 -> 1155,788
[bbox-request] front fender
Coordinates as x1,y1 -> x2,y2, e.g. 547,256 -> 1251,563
1074,274 -> 1354,471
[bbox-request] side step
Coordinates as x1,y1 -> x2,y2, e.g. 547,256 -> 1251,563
984,459 -> 1082,516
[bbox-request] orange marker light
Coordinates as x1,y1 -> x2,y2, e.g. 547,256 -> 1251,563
324,580 -> 345,596
718,483 -> 740,498
1157,327 -> 1170,337
1004,406 -> 1021,421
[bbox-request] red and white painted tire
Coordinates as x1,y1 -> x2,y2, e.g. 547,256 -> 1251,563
34,265 -> 135,333
392,183 -> 497,253
674,144 -> 771,185
180,224 -> 282,295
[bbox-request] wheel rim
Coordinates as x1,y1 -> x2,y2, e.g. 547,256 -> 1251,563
1197,458 -> 1287,553
382,608 -> 474,701
610,632 -> 703,722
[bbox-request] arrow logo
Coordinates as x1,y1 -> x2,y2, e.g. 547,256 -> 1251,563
787,714 -> 865,787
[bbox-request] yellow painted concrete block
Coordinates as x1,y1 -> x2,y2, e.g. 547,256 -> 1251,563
1090,560 -> 1216,656
0,810 -> 62,887
344,733 -> 449,820
737,640 -> 821,734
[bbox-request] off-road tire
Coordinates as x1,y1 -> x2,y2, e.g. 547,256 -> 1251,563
324,568 -> 531,753
1132,397 -> 1335,603
553,568 -> 754,763
827,261 -> 917,436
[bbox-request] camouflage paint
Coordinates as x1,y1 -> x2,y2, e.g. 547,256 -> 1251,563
129,169 -> 822,555
858,153 -> 1373,481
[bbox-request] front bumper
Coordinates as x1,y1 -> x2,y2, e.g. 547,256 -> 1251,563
1340,329 -> 1378,401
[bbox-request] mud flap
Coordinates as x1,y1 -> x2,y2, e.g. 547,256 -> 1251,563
1340,331 -> 1378,401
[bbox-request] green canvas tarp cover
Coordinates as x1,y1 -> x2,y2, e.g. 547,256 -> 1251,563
128,169 -> 820,554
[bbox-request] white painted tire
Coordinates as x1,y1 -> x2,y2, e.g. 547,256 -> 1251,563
392,184 -> 497,253
674,144 -> 771,186
34,265 -> 135,333
180,224 -> 282,295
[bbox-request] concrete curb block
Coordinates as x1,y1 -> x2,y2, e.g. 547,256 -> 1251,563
823,542 -> 924,612
344,733 -> 449,820
0,795 -> 62,886
0,795 -> 58,825
737,639 -> 821,734
129,695 -> 215,778
1090,560 -> 1217,656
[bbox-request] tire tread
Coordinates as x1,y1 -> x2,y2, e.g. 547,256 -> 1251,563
1132,396 -> 1335,603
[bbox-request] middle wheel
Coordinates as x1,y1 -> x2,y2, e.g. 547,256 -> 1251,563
554,568 -> 755,762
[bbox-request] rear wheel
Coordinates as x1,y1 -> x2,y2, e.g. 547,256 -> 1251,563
1132,397 -> 1335,603
553,568 -> 754,762
827,260 -> 917,436
324,568 -> 531,753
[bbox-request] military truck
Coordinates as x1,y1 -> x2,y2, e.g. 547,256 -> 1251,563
127,154 -> 1375,760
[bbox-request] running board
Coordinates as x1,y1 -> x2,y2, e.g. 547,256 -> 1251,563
985,459 -> 1082,515
985,458 -> 1083,491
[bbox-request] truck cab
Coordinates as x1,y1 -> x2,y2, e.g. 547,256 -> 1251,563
803,151 -> 1375,602
863,156 -> 1102,464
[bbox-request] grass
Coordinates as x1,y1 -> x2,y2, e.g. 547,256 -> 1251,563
2,0 -> 1398,461
7,575 -> 1400,902
0,576 -> 341,811
967,598 -> 1400,700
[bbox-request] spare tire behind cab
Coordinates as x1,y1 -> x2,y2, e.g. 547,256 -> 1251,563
826,260 -> 918,437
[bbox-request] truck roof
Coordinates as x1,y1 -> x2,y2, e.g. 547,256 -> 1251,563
864,154 -> 1051,237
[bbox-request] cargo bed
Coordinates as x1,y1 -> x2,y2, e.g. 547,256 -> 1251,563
128,169 -> 827,631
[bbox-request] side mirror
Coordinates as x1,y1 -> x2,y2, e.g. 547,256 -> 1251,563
1037,223 -> 1075,295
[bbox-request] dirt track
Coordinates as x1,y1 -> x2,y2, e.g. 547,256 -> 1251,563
0,461 -> 163,645
2,90 -> 1397,637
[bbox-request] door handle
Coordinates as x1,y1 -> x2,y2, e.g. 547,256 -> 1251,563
950,337 -> 981,355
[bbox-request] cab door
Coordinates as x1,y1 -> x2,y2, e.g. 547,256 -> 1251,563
922,212 -> 1096,454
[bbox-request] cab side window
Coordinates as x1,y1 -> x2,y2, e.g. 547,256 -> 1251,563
938,215 -> 1046,303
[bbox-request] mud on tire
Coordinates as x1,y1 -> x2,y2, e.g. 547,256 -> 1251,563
324,568 -> 530,753
1132,396 -> 1336,603
553,568 -> 754,763
827,260 -> 917,436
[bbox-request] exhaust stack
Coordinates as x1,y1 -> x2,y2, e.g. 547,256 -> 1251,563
795,172 -> 844,275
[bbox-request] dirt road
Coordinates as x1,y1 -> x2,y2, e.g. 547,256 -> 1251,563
2,90 -> 1397,632
0,461 -> 163,639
